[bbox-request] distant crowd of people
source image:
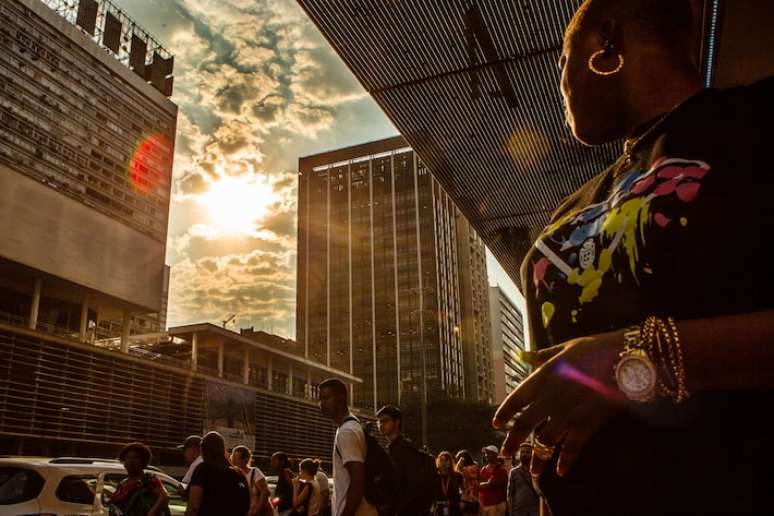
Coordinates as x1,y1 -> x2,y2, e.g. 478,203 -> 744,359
318,378 -> 539,516
108,431 -> 332,516
107,378 -> 538,516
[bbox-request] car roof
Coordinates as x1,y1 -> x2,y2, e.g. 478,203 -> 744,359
0,457 -> 172,477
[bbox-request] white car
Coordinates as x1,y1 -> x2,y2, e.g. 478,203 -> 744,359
0,456 -> 187,515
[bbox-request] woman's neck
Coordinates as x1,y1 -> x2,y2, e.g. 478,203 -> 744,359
623,70 -> 703,139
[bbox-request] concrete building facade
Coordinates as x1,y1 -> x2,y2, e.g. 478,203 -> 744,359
0,0 -> 361,471
296,136 -> 492,410
0,0 -> 176,341
488,286 -> 528,402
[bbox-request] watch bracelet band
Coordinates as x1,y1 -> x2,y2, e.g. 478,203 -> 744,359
623,316 -> 689,403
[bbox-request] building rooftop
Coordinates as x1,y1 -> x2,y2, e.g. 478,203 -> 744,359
168,323 -> 362,384
40,0 -> 174,96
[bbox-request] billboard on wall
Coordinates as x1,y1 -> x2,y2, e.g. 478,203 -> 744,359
204,380 -> 256,451
0,168 -> 165,311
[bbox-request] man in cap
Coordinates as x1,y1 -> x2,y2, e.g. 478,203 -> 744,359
178,434 -> 203,497
479,445 -> 508,516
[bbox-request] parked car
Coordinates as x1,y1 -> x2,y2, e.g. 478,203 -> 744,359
0,456 -> 186,515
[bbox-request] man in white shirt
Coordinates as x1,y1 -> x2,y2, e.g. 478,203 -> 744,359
177,434 -> 203,496
319,378 -> 377,516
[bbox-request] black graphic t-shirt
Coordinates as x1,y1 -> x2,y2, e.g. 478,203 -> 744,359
521,76 -> 774,514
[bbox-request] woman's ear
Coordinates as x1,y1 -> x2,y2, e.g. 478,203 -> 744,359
597,18 -> 621,51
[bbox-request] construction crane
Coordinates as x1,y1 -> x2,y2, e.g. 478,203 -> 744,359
221,314 -> 236,328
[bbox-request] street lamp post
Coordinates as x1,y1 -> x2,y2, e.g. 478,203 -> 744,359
420,314 -> 427,449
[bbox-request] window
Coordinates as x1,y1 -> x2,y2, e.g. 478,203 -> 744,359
56,474 -> 97,505
0,467 -> 44,505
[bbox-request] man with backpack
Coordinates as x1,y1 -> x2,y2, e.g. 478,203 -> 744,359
319,378 -> 380,516
506,444 -> 539,516
376,405 -> 436,516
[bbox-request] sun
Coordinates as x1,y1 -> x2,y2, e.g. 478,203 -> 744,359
200,176 -> 276,236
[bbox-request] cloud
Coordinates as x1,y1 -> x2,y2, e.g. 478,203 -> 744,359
259,206 -> 296,238
167,250 -> 297,334
114,0 -> 397,337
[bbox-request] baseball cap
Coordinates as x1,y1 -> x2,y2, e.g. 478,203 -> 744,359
482,445 -> 500,454
177,435 -> 202,450
376,405 -> 402,421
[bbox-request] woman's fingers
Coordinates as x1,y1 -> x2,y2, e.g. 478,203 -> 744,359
493,360 -> 558,428
500,397 -> 552,456
528,398 -> 597,476
556,406 -> 612,477
518,343 -> 566,368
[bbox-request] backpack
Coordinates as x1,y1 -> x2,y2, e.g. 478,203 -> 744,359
337,416 -> 399,515
408,444 -> 439,511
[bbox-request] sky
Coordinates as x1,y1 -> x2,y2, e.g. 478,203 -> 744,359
113,0 -> 526,339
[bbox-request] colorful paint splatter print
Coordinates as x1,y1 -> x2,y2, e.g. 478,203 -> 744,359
531,156 -> 711,329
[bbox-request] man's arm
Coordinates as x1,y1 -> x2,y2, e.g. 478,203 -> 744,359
254,477 -> 271,516
342,461 -> 366,516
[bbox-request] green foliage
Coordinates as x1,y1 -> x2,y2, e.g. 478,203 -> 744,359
399,393 -> 504,458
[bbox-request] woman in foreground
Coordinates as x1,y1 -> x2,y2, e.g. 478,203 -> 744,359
108,442 -> 169,516
493,0 -> 774,514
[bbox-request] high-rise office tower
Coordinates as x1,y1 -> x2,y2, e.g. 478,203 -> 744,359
489,286 -> 528,402
297,136 -> 492,410
458,216 -> 494,404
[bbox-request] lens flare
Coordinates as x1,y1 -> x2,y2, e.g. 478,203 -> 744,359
128,133 -> 172,195
555,361 -> 622,402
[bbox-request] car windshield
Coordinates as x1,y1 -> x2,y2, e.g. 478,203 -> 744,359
0,467 -> 45,505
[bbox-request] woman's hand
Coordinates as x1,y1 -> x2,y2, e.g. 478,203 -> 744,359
492,329 -> 626,477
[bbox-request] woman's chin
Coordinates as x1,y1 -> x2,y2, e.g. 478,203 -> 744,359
572,125 -> 618,147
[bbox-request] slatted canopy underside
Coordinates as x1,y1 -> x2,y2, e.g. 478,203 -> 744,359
297,0 -> 622,289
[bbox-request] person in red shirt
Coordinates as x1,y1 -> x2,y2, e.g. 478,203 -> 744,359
478,446 -> 507,516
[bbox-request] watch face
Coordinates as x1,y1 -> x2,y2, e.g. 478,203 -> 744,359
615,354 -> 656,401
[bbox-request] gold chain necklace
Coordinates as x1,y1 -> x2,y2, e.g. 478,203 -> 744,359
618,101 -> 684,173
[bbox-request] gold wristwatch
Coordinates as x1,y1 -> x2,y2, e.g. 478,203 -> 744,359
614,326 -> 657,402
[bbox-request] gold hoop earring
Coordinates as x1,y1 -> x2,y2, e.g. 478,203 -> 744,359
588,49 -> 624,76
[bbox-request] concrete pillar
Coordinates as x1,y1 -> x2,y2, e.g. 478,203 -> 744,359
217,339 -> 224,378
28,278 -> 41,330
243,347 -> 250,385
79,297 -> 89,342
191,332 -> 198,371
288,363 -> 294,396
120,311 -> 131,353
267,355 -> 273,391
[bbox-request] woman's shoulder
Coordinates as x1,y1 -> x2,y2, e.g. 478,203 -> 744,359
718,74 -> 774,102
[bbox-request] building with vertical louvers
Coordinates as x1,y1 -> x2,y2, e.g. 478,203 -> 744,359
297,136 -> 493,410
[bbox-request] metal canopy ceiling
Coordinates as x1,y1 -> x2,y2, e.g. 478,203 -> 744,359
297,0 -> 622,288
